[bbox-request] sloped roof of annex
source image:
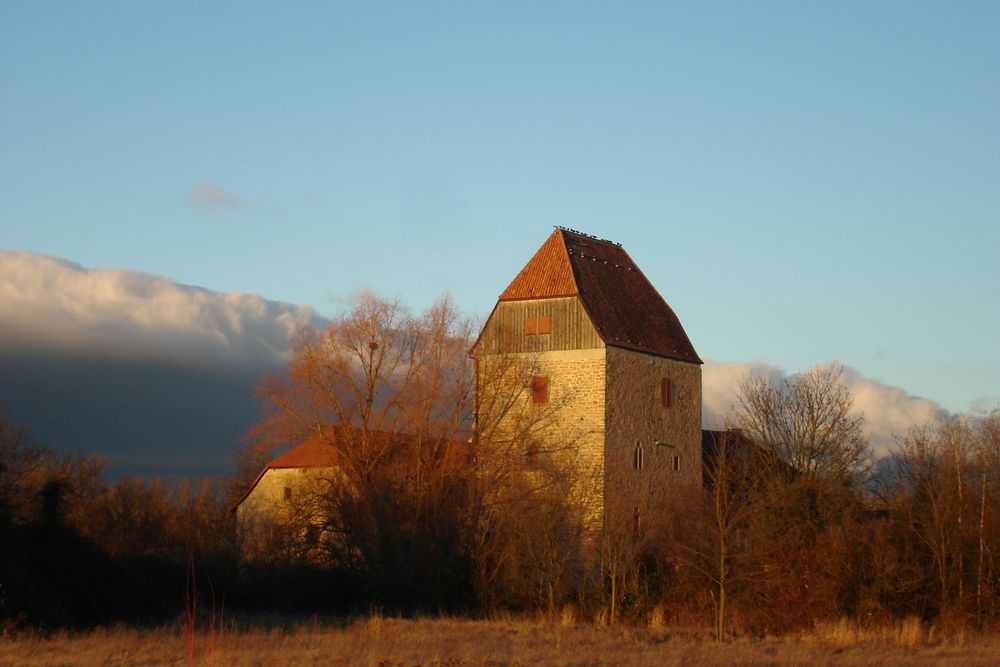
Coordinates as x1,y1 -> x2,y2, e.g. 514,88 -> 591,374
232,426 -> 471,511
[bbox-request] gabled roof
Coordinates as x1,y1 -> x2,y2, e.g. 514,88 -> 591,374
233,427 -> 472,511
499,228 -> 702,364
266,434 -> 340,469
232,432 -> 339,511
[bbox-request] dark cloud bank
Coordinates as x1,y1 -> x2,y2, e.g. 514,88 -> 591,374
0,251 -> 320,477
0,351 -> 262,477
0,251 -> 945,477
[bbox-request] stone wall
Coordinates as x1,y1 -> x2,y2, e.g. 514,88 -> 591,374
604,347 -> 702,525
475,347 -> 607,518
236,466 -> 331,562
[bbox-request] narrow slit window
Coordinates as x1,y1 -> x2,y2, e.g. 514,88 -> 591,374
633,444 -> 644,471
660,378 -> 674,408
526,442 -> 540,467
672,455 -> 680,472
531,376 -> 549,404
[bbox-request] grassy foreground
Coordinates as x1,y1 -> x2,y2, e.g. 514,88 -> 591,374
2,615 -> 999,666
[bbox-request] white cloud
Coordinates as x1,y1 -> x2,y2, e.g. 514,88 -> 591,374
189,182 -> 284,212
0,250 -> 322,372
703,360 -> 947,458
0,250 -> 951,469
190,182 -> 255,210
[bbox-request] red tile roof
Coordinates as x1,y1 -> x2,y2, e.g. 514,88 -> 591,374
233,427 -> 471,511
499,228 -> 702,364
499,229 -> 578,300
232,431 -> 340,511
266,433 -> 340,469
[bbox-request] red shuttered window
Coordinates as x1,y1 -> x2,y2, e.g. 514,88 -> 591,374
660,378 -> 674,408
526,315 -> 551,335
531,376 -> 549,404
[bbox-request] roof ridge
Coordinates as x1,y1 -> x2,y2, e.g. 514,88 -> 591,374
555,226 -> 622,247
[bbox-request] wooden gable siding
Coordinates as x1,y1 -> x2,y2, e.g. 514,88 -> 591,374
476,296 -> 603,355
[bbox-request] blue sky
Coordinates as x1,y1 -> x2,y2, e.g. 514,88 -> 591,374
2,1 -> 998,416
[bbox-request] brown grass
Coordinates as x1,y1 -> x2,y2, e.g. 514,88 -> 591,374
2,615 -> 999,666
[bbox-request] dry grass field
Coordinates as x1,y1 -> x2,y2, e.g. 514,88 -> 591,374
2,614 -> 999,667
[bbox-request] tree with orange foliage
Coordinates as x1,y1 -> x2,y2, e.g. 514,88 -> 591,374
242,291 -> 477,604
241,291 -> 594,610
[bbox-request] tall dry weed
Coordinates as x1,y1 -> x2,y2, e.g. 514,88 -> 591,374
559,604 -> 576,627
364,608 -> 385,635
181,555 -> 226,666
895,615 -> 926,646
648,604 -> 666,630
805,615 -> 929,646
4,617 -> 1000,666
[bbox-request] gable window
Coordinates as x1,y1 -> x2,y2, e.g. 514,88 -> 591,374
633,443 -> 644,471
525,315 -> 551,335
660,378 -> 674,408
531,376 -> 549,404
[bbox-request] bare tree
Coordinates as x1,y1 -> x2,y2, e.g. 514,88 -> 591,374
737,364 -> 870,486
734,365 -> 871,631
244,291 -> 476,602
669,429 -> 760,640
469,347 -> 598,611
243,291 -> 594,608
0,410 -> 102,529
889,411 -> 1000,626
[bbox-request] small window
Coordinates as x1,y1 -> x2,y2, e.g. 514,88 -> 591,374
305,524 -> 319,545
672,455 -> 681,472
526,315 -> 551,335
633,444 -> 644,471
633,507 -> 642,537
283,486 -> 293,501
660,378 -> 674,408
531,376 -> 549,404
526,442 -> 540,467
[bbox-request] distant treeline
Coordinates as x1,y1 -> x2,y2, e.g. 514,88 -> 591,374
2,403 -> 998,635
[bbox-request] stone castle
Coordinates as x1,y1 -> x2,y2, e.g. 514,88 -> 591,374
236,227 -> 703,542
472,227 -> 702,525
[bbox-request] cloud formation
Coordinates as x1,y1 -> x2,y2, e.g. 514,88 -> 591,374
0,251 -> 326,476
0,250 -> 319,371
703,359 -> 947,458
189,182 -> 286,213
0,250 -> 948,473
190,182 -> 256,210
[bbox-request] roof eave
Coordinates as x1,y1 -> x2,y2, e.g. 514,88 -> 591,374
605,342 -> 704,365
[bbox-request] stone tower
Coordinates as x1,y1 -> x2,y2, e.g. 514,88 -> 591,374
472,228 -> 703,528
